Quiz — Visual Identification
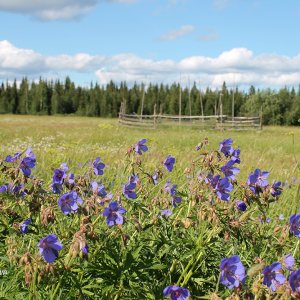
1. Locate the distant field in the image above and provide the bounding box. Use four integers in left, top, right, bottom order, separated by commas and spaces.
0, 115, 299, 181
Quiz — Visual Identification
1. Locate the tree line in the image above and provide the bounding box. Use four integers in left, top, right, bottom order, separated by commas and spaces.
0, 77, 299, 125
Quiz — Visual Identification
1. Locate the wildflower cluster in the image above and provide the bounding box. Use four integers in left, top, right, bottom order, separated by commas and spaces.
0, 136, 298, 300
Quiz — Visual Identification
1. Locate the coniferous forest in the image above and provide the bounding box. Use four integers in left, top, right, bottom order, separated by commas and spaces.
0, 76, 299, 126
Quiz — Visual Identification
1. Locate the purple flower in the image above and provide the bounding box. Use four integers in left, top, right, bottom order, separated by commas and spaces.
290, 214, 300, 237
19, 148, 36, 177
102, 201, 126, 227
58, 191, 83, 214
219, 138, 234, 157
164, 155, 175, 172
161, 209, 172, 218
165, 181, 177, 196
92, 157, 105, 175
51, 183, 63, 194
205, 173, 220, 188
270, 181, 282, 197
236, 201, 247, 212
215, 177, 233, 201
52, 169, 66, 184
247, 169, 269, 194
230, 147, 241, 164
283, 254, 295, 271
51, 163, 68, 193
19, 157, 36, 177
81, 243, 89, 255
135, 139, 148, 155
152, 171, 159, 185
20, 218, 31, 234
220, 255, 246, 289
221, 160, 240, 180
67, 172, 75, 184
129, 174, 139, 184
123, 182, 137, 200
171, 196, 182, 207
37, 234, 63, 263
92, 181, 107, 198
163, 285, 190, 300
5, 151, 22, 162
0, 184, 9, 193
263, 262, 286, 291
279, 214, 284, 220
10, 183, 26, 197
289, 268, 300, 292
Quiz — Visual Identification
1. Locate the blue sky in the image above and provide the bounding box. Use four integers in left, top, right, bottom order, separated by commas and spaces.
0, 0, 300, 89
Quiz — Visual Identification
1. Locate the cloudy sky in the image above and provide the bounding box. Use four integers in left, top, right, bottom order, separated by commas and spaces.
0, 0, 300, 89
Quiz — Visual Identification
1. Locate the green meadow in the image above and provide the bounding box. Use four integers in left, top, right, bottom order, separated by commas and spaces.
0, 114, 299, 180
1, 115, 300, 299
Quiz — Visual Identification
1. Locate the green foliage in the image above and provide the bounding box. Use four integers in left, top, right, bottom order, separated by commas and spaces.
0, 78, 299, 126
0, 116, 299, 298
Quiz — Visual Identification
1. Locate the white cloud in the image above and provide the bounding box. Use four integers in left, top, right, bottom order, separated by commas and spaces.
1, 40, 300, 89
0, 40, 46, 72
0, 0, 136, 20
159, 25, 195, 41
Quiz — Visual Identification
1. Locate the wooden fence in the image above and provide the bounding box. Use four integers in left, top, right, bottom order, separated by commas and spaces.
118, 113, 262, 130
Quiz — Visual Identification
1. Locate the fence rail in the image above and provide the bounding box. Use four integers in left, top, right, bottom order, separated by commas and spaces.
118, 113, 262, 130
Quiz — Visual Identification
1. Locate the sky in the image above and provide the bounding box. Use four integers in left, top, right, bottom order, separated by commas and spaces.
0, 0, 300, 90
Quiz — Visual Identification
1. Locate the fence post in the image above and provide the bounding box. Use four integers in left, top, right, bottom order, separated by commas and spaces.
153, 104, 157, 129
259, 106, 263, 130
219, 93, 223, 131
118, 102, 124, 124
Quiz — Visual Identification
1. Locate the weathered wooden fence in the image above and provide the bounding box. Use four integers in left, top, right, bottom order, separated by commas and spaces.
118, 113, 262, 130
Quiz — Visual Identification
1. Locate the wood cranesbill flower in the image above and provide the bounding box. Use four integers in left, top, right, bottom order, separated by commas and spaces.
290, 213, 300, 237
58, 191, 83, 214
92, 157, 105, 175
171, 196, 182, 207
19, 147, 36, 177
163, 285, 190, 300
219, 138, 234, 157
282, 254, 295, 271
152, 171, 159, 185
247, 168, 269, 194
37, 234, 63, 263
20, 218, 31, 234
102, 201, 126, 227
215, 177, 233, 201
91, 181, 107, 198
160, 209, 172, 218
236, 201, 247, 212
164, 155, 175, 172
164, 181, 177, 196
123, 176, 137, 200
289, 268, 300, 292
270, 180, 282, 197
51, 163, 68, 194
263, 262, 286, 291
220, 255, 246, 289
134, 139, 148, 155
230, 147, 241, 164
5, 151, 22, 162
0, 184, 8, 193
221, 160, 240, 180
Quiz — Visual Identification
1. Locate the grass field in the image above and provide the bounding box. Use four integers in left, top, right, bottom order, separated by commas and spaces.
0, 115, 300, 299
0, 115, 299, 179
